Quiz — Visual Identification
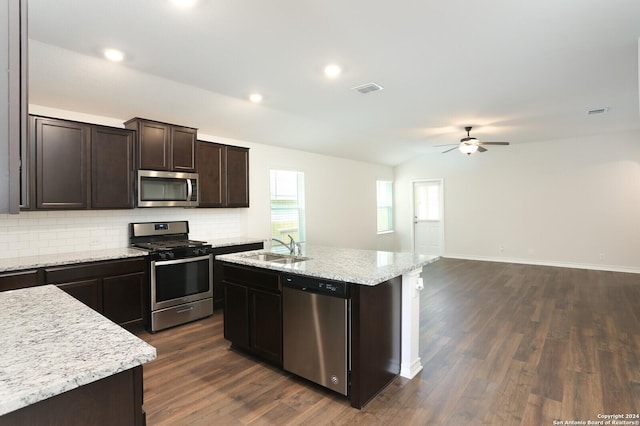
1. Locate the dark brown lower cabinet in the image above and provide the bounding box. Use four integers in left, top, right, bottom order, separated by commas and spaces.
212, 242, 264, 308
223, 282, 250, 348
223, 264, 282, 366
56, 278, 102, 312
250, 288, 282, 363
221, 262, 401, 409
46, 258, 148, 330
0, 366, 145, 426
103, 272, 146, 328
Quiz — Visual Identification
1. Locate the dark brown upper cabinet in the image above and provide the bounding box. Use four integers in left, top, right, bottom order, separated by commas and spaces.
91, 126, 135, 209
25, 115, 135, 210
226, 146, 250, 207
197, 141, 249, 208
124, 118, 197, 172
32, 116, 91, 209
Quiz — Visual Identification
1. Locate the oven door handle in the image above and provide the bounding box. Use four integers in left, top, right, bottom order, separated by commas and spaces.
153, 254, 212, 267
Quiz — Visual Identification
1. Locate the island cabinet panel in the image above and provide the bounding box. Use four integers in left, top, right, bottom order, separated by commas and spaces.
91, 126, 135, 209
0, 365, 145, 426
222, 263, 282, 366
349, 276, 402, 409
0, 269, 43, 292
45, 258, 148, 329
197, 141, 250, 208
223, 282, 250, 348
250, 288, 282, 364
212, 242, 264, 307
125, 118, 197, 172
33, 116, 91, 209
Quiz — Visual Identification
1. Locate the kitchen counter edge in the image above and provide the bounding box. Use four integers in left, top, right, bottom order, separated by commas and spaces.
216, 244, 440, 286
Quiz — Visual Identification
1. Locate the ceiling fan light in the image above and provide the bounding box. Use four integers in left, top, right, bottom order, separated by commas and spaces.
459, 143, 478, 155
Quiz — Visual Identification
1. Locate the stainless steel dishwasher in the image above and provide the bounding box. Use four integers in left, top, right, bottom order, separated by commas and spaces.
282, 274, 349, 396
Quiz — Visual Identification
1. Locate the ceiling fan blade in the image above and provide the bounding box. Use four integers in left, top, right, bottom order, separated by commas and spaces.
441, 146, 459, 153
434, 143, 458, 147
477, 146, 488, 152
478, 142, 510, 145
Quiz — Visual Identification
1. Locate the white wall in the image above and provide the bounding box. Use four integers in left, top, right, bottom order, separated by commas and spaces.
233, 141, 393, 250
394, 130, 640, 272
0, 106, 393, 258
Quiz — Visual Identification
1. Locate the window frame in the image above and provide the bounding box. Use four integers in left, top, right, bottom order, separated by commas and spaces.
376, 179, 394, 234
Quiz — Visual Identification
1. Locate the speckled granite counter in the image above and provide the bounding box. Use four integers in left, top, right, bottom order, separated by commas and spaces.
216, 244, 439, 285
0, 248, 147, 273
0, 285, 156, 416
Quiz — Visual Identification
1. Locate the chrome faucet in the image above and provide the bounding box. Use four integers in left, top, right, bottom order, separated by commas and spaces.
272, 234, 301, 256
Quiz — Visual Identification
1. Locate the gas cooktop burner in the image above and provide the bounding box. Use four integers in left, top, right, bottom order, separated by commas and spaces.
133, 239, 208, 251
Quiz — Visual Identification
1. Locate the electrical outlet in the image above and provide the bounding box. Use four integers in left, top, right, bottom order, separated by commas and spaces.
499, 245, 504, 254
599, 253, 605, 261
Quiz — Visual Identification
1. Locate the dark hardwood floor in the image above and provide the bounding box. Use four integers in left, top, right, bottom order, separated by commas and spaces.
136, 258, 640, 425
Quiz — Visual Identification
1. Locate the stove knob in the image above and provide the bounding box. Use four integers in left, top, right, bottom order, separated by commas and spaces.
167, 252, 175, 259
158, 252, 167, 260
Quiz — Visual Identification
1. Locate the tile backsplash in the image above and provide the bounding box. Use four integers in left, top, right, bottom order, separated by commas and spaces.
0, 208, 248, 259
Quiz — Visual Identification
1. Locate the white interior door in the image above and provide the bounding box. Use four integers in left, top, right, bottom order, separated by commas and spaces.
413, 179, 444, 256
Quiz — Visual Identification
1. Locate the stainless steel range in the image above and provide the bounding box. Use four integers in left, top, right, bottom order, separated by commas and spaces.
130, 221, 213, 332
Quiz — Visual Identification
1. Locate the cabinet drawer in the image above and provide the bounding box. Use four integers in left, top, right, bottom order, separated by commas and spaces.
46, 258, 146, 283
0, 270, 42, 291
221, 264, 280, 292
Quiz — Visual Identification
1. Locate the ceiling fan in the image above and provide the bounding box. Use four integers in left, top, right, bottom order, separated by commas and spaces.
438, 127, 510, 155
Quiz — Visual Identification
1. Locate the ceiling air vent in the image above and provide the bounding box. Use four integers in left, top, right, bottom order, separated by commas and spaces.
587, 107, 609, 115
351, 82, 384, 94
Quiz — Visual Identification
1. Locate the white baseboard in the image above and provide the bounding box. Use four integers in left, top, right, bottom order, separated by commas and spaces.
443, 254, 640, 274
400, 358, 423, 379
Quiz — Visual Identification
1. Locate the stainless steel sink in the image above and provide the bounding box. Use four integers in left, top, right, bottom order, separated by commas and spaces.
244, 253, 310, 264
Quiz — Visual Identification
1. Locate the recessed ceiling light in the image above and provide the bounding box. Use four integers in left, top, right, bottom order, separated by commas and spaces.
324, 64, 342, 78
171, 0, 197, 8
249, 93, 263, 103
103, 48, 124, 62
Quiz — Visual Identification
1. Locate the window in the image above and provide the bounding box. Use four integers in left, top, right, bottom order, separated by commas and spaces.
270, 170, 306, 242
415, 181, 441, 221
376, 180, 393, 233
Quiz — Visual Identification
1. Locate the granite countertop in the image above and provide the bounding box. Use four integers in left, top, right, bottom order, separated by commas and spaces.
0, 285, 157, 416
0, 248, 147, 273
0, 239, 265, 273
216, 244, 439, 286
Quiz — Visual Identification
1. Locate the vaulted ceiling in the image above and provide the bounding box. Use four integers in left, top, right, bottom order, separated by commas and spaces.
28, 0, 640, 166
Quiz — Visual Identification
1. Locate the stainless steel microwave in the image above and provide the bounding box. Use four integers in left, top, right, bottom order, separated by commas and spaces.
137, 170, 199, 207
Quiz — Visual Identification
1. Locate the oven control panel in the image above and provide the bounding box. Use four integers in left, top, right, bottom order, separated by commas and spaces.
151, 246, 213, 261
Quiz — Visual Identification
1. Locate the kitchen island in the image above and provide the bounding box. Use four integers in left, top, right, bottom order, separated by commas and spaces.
217, 244, 438, 408
0, 285, 156, 425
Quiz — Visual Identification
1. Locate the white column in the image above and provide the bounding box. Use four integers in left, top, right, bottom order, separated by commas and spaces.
400, 267, 424, 379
